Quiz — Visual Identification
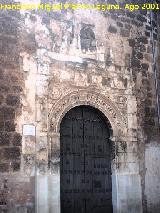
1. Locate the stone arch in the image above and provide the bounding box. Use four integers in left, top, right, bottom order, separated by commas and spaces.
49, 90, 127, 137
47, 90, 128, 213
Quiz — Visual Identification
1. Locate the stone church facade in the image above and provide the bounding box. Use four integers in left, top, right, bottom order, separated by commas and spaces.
0, 0, 160, 212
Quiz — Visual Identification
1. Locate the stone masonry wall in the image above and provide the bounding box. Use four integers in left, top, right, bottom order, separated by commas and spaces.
0, 1, 35, 213
144, 11, 160, 213
0, 0, 160, 212
0, 2, 21, 176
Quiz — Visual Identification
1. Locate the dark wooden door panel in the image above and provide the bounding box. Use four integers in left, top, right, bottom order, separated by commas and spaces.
60, 106, 113, 213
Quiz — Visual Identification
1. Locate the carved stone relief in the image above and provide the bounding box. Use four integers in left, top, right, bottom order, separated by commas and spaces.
48, 89, 127, 136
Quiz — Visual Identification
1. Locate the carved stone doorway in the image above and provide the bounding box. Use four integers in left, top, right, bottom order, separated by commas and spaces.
60, 105, 113, 213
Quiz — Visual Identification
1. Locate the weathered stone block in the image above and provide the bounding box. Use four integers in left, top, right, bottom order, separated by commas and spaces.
120, 28, 130, 37
146, 25, 152, 31
5, 121, 15, 132
141, 63, 149, 70
23, 154, 35, 175
121, 17, 130, 23
142, 70, 147, 77
145, 31, 150, 37
0, 163, 9, 173
126, 11, 135, 19
117, 22, 123, 27
3, 107, 15, 121
139, 44, 146, 52
0, 94, 4, 105
153, 33, 157, 40
12, 133, 22, 147
125, 24, 131, 30
2, 147, 20, 160
128, 39, 135, 47
131, 58, 141, 68
108, 25, 117, 34
137, 14, 147, 23
0, 85, 9, 93
12, 86, 23, 93
102, 77, 111, 86
12, 162, 20, 172
0, 122, 4, 131
136, 52, 143, 60
147, 46, 152, 53
0, 132, 10, 146
2, 18, 17, 36
131, 19, 143, 27
6, 95, 20, 107
137, 36, 148, 44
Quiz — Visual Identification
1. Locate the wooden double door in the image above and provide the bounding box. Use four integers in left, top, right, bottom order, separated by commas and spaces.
60, 106, 113, 213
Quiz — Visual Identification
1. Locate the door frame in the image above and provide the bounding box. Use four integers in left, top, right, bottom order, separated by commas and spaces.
60, 105, 113, 213
47, 90, 127, 213
36, 90, 142, 213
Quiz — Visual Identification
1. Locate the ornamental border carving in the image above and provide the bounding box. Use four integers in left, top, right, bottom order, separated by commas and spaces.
49, 89, 127, 136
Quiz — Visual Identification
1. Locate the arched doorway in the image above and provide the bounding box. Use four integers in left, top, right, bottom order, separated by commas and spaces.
60, 105, 113, 213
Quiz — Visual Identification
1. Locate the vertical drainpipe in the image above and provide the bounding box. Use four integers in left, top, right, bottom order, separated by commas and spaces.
150, 2, 160, 126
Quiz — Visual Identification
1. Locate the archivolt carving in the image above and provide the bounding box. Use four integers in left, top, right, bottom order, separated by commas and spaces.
49, 90, 127, 135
